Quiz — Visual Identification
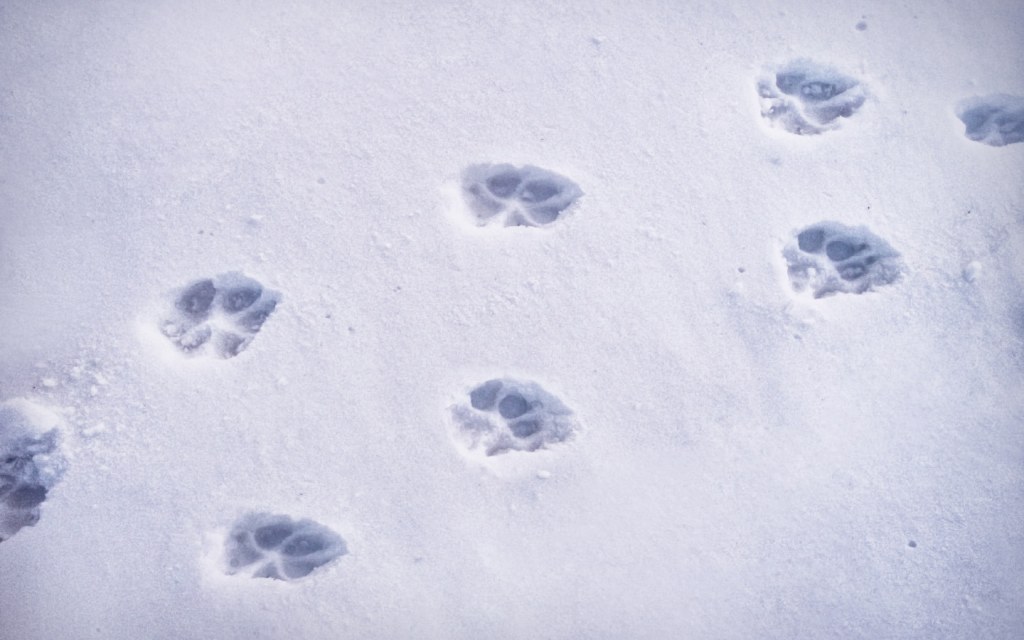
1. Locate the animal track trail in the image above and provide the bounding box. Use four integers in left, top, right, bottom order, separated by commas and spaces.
160, 272, 280, 359
757, 59, 866, 135
461, 163, 582, 228
450, 378, 577, 457
783, 222, 902, 298
956, 95, 1024, 147
0, 399, 67, 542
222, 512, 347, 581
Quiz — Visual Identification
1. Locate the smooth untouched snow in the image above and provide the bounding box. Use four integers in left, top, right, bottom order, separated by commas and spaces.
1, 1, 1023, 639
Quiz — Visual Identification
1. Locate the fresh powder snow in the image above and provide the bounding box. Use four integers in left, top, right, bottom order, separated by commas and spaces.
1, 1, 1023, 638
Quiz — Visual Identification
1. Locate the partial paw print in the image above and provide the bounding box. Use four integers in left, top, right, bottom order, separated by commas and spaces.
161, 272, 280, 359
757, 59, 866, 135
956, 95, 1024, 147
0, 399, 66, 542
223, 512, 347, 581
783, 222, 902, 298
461, 163, 582, 228
449, 378, 577, 457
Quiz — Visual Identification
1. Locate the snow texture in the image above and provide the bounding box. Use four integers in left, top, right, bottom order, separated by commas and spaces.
1, 1, 1023, 639
757, 59, 867, 135
956, 94, 1024, 147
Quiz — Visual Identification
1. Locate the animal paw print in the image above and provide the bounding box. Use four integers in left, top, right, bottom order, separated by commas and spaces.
450, 378, 577, 456
161, 272, 280, 359
955, 94, 1024, 147
223, 512, 347, 581
783, 222, 902, 298
757, 59, 866, 135
0, 399, 66, 542
461, 163, 582, 228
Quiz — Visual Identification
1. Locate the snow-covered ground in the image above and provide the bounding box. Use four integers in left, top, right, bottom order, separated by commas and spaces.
2, 1, 1023, 638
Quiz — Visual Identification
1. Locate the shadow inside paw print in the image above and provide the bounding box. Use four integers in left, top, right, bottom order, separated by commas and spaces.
0, 399, 66, 543
461, 163, 582, 228
956, 94, 1024, 147
224, 512, 347, 581
451, 378, 577, 457
783, 221, 902, 298
161, 272, 280, 359
757, 60, 866, 135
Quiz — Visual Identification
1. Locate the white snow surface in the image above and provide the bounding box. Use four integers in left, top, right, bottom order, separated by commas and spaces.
2, 1, 1024, 638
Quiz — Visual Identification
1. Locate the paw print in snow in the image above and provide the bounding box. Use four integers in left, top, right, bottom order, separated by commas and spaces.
956, 95, 1024, 147
757, 59, 866, 135
461, 163, 582, 227
223, 512, 347, 581
450, 378, 577, 456
161, 272, 280, 359
783, 222, 902, 298
0, 399, 66, 542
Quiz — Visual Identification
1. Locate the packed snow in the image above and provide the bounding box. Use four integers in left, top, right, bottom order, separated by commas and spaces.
2, 1, 1023, 638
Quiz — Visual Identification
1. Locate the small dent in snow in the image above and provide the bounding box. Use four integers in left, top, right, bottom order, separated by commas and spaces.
962, 261, 982, 283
